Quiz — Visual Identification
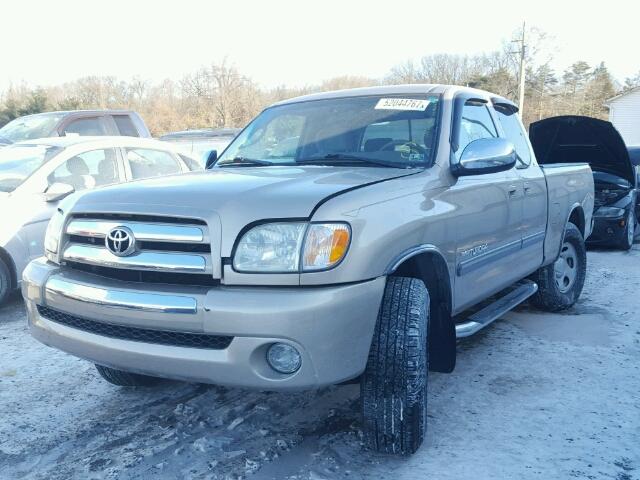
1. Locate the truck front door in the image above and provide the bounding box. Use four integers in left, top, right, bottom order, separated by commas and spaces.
448, 99, 524, 312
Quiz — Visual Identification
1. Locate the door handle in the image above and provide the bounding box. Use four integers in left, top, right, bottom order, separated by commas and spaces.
508, 185, 518, 196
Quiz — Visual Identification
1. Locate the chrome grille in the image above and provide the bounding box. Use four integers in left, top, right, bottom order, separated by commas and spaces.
62, 215, 214, 280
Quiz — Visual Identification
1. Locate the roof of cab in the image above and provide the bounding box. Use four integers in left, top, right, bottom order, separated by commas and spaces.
15, 109, 137, 119
12, 136, 173, 149
270, 84, 510, 107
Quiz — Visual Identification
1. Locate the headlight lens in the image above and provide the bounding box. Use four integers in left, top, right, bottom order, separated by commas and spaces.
234, 222, 307, 272
595, 206, 625, 218
44, 209, 65, 262
233, 222, 351, 273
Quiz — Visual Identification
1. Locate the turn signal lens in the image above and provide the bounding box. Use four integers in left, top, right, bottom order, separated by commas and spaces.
303, 223, 351, 271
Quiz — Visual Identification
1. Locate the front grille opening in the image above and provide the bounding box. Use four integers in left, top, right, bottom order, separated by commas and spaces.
71, 213, 207, 225
68, 235, 211, 253
65, 262, 219, 287
37, 305, 233, 350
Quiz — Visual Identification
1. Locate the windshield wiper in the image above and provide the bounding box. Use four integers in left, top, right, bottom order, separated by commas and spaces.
217, 156, 275, 167
296, 153, 410, 169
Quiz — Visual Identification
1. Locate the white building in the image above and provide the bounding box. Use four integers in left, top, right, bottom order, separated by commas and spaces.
606, 87, 640, 146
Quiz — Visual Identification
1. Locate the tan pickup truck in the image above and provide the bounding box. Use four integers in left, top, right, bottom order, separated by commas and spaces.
22, 85, 594, 455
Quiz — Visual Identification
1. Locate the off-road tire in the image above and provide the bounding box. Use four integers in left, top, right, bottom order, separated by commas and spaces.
0, 258, 11, 306
530, 223, 586, 312
361, 276, 429, 455
95, 364, 162, 387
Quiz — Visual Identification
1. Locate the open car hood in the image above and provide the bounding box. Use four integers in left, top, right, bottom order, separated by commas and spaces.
530, 116, 635, 184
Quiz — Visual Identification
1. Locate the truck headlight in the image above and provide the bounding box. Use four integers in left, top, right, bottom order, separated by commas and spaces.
44, 209, 65, 263
594, 206, 625, 218
233, 222, 351, 273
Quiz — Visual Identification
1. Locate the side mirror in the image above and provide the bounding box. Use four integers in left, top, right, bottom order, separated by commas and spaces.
205, 150, 218, 170
45, 183, 75, 202
451, 138, 517, 177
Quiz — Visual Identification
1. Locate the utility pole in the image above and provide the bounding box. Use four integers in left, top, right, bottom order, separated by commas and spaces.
516, 21, 526, 118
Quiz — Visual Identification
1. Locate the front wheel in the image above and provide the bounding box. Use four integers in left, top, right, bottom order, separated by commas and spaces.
361, 276, 429, 455
530, 223, 586, 312
0, 258, 11, 306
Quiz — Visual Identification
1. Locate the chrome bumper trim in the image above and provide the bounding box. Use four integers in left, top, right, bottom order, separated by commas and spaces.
45, 276, 198, 314
62, 244, 208, 273
66, 220, 205, 243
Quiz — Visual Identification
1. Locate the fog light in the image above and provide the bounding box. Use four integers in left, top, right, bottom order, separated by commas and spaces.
267, 343, 302, 374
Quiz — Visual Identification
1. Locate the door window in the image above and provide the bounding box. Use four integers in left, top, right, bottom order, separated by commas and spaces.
126, 148, 182, 180
494, 106, 532, 167
48, 148, 120, 191
63, 117, 109, 136
113, 115, 139, 136
457, 102, 497, 159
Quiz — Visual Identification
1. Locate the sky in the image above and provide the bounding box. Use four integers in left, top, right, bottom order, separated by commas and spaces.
2, 0, 638, 92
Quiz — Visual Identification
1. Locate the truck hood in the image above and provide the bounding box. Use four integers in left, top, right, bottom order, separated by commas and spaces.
72, 165, 415, 221
530, 116, 635, 184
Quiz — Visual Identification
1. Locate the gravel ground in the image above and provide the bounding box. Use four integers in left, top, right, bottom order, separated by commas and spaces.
1, 248, 639, 480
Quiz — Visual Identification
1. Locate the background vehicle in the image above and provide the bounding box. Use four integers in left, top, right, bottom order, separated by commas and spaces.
160, 128, 240, 165
23, 85, 593, 456
0, 136, 199, 303
0, 110, 151, 145
530, 116, 636, 250
628, 146, 640, 226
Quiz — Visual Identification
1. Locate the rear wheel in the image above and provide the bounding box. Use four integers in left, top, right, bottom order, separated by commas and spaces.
0, 259, 11, 306
95, 364, 163, 387
530, 223, 586, 312
361, 276, 429, 455
617, 210, 635, 250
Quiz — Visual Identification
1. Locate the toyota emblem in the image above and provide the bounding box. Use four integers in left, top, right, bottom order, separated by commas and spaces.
105, 226, 136, 257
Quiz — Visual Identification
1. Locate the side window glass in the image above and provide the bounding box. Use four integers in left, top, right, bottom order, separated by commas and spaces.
113, 115, 139, 137
126, 148, 181, 180
63, 117, 109, 136
457, 103, 497, 159
48, 148, 119, 191
495, 107, 532, 168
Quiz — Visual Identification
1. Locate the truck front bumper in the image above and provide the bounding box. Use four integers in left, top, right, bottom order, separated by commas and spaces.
22, 258, 386, 390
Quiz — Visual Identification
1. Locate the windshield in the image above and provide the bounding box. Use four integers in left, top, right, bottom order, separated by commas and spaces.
0, 144, 62, 192
217, 94, 441, 168
0, 113, 65, 143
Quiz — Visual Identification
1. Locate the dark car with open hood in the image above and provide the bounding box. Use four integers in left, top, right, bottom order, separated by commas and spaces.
530, 116, 637, 250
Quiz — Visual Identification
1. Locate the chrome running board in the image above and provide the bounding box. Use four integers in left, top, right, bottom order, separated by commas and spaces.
455, 280, 538, 338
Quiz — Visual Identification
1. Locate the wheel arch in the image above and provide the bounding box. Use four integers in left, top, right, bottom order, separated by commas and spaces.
567, 205, 586, 237
386, 245, 456, 373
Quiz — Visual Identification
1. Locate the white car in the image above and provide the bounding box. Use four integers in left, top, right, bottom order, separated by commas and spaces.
0, 136, 200, 303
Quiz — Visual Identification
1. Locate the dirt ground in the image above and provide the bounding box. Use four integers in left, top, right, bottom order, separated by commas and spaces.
1, 248, 639, 480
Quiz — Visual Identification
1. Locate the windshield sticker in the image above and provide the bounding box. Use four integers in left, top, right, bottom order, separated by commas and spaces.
375, 98, 430, 111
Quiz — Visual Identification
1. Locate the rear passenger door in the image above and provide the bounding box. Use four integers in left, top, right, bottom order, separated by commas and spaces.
124, 147, 184, 181
493, 102, 547, 274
